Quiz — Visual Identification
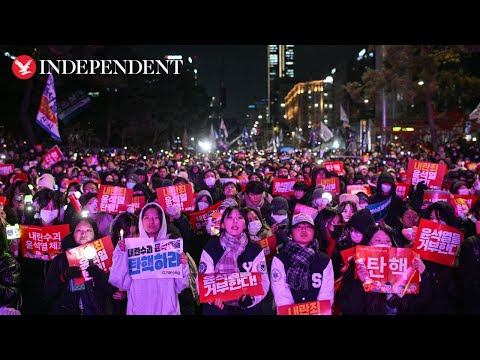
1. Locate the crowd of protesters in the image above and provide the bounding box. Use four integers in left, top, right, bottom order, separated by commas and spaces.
1, 136, 480, 315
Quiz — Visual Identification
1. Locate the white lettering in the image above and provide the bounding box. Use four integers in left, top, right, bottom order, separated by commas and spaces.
312, 273, 322, 288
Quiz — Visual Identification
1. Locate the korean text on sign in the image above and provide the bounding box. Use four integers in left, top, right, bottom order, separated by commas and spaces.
126, 237, 183, 279
98, 185, 133, 214
277, 300, 331, 315
19, 224, 70, 261
414, 219, 463, 267
65, 236, 115, 285
157, 183, 195, 212
355, 246, 420, 295
198, 272, 264, 303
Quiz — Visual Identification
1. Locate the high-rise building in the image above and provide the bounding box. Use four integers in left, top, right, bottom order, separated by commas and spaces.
284, 80, 334, 146
268, 45, 295, 128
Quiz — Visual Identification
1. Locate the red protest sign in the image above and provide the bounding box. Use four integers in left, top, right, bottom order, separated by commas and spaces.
198, 272, 264, 303
156, 183, 195, 212
355, 245, 420, 294
449, 195, 479, 219
97, 185, 133, 214
395, 182, 411, 201
132, 195, 146, 211
19, 224, 70, 261
340, 246, 357, 266
406, 159, 447, 188
85, 155, 99, 167
256, 235, 277, 261
42, 145, 64, 169
188, 201, 222, 233
323, 161, 344, 175
293, 203, 318, 218
0, 164, 14, 176
277, 300, 331, 315
318, 177, 340, 196
272, 178, 296, 196
413, 219, 463, 267
66, 236, 115, 285
347, 184, 372, 196
0, 196, 6, 207
423, 189, 452, 203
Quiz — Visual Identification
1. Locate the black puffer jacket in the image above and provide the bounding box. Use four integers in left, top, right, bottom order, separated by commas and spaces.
369, 172, 406, 228
0, 254, 21, 308
43, 234, 117, 315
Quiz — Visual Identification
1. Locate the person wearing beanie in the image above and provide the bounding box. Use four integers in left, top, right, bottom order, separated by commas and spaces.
267, 196, 291, 251
369, 171, 405, 229
451, 180, 470, 195
36, 173, 56, 191
270, 213, 334, 311
311, 187, 333, 212
126, 173, 140, 189
356, 192, 370, 209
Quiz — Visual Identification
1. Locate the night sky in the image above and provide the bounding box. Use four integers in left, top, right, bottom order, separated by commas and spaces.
133, 45, 364, 119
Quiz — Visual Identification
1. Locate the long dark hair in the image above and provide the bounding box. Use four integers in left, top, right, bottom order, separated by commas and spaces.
314, 208, 341, 252
110, 212, 139, 246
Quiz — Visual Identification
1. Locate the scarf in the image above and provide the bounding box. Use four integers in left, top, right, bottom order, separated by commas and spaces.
284, 239, 319, 291
215, 232, 248, 274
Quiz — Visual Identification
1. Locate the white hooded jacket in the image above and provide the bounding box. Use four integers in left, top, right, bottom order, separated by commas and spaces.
108, 202, 189, 315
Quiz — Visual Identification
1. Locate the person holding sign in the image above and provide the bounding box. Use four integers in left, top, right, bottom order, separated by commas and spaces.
415, 201, 460, 314
108, 203, 190, 315
198, 205, 270, 315
336, 225, 429, 315
44, 218, 117, 315
19, 188, 62, 315
270, 213, 334, 313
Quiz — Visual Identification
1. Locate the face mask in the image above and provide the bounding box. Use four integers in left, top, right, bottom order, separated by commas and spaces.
248, 220, 262, 235
197, 202, 209, 211
458, 188, 470, 195
331, 225, 343, 239
126, 182, 136, 189
381, 183, 392, 193
205, 177, 216, 187
40, 209, 59, 224
271, 214, 288, 224
23, 165, 30, 172
95, 166, 102, 172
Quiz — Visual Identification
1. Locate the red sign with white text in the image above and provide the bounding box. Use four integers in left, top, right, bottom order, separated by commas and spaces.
449, 195, 479, 219
277, 300, 331, 315
42, 145, 64, 169
256, 235, 277, 261
157, 183, 195, 212
355, 245, 420, 294
19, 224, 70, 261
293, 203, 318, 218
97, 185, 133, 214
0, 164, 15, 176
323, 162, 344, 175
347, 184, 372, 196
66, 236, 115, 285
395, 182, 411, 201
413, 219, 463, 267
406, 159, 446, 188
272, 178, 296, 196
188, 201, 222, 233
318, 178, 340, 196
198, 272, 264, 303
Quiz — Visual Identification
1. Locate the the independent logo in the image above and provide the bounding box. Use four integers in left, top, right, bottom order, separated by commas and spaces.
12, 55, 36, 80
